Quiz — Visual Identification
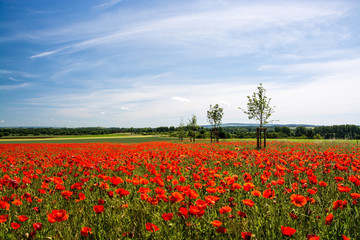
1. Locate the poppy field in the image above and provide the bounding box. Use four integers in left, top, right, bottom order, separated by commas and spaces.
0, 141, 359, 239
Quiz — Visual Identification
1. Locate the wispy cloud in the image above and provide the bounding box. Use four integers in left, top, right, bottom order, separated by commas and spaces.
0, 83, 30, 90
30, 50, 62, 59
220, 100, 231, 106
29, 1, 349, 58
93, 0, 123, 10
171, 97, 191, 102
0, 70, 37, 78
2, 0, 359, 127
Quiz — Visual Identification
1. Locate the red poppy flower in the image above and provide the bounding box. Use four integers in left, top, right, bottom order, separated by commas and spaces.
188, 189, 199, 199
178, 207, 189, 219
342, 235, 350, 240
195, 199, 208, 209
333, 200, 347, 210
241, 232, 252, 240
206, 187, 217, 193
108, 191, 114, 198
33, 222, 42, 231
162, 213, 173, 221
263, 189, 275, 199
75, 192, 86, 203
170, 192, 184, 202
18, 215, 28, 222
238, 211, 247, 218
70, 182, 83, 190
12, 199, 22, 206
115, 188, 130, 198
211, 220, 222, 227
81, 227, 93, 237
307, 188, 317, 195
289, 213, 298, 220
216, 227, 227, 233
219, 206, 232, 214
281, 226, 296, 236
251, 190, 261, 197
319, 181, 328, 187
11, 222, 21, 230
189, 205, 201, 216
110, 176, 124, 186
243, 182, 255, 191
55, 184, 66, 191
99, 182, 109, 190
290, 194, 307, 207
351, 193, 360, 200
307, 234, 320, 240
243, 173, 252, 182
242, 199, 254, 207
61, 190, 73, 200
33, 207, 40, 213
93, 205, 105, 214
205, 196, 220, 205
338, 185, 351, 193
0, 214, 9, 223
325, 213, 333, 225
145, 223, 159, 232
47, 209, 69, 223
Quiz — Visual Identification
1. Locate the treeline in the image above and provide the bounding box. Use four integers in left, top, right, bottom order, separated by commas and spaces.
0, 127, 120, 137
1, 124, 359, 139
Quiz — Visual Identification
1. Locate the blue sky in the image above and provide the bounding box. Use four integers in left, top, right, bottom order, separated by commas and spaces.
1, 0, 359, 128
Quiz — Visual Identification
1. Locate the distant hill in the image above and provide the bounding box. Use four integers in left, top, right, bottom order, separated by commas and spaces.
202, 123, 318, 128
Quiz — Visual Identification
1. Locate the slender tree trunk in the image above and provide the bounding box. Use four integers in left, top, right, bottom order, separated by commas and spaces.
259, 128, 262, 148
264, 128, 267, 148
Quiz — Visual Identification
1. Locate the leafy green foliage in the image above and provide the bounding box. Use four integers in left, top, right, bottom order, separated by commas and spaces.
207, 104, 224, 142
239, 83, 275, 127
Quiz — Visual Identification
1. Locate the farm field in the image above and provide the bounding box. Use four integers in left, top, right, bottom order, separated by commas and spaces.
0, 135, 177, 144
0, 141, 359, 239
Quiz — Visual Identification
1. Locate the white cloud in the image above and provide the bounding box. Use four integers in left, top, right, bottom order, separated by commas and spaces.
9, 77, 21, 82
93, 0, 122, 10
0, 83, 30, 90
3, 1, 359, 127
220, 100, 231, 106
171, 96, 191, 102
0, 69, 38, 78
30, 50, 62, 59
29, 1, 348, 58
22, 70, 360, 127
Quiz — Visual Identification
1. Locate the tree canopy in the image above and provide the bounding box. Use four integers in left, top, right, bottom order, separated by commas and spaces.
207, 104, 224, 142
239, 83, 275, 128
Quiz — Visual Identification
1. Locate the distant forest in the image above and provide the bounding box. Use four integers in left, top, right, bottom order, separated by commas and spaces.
1, 124, 359, 139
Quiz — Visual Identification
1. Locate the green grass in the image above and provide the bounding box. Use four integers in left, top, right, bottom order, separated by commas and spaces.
0, 135, 178, 144
1, 135, 358, 145
223, 138, 360, 144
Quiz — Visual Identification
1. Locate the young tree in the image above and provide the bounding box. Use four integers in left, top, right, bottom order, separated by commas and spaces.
207, 104, 224, 143
239, 83, 275, 148
177, 119, 186, 142
187, 115, 199, 142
